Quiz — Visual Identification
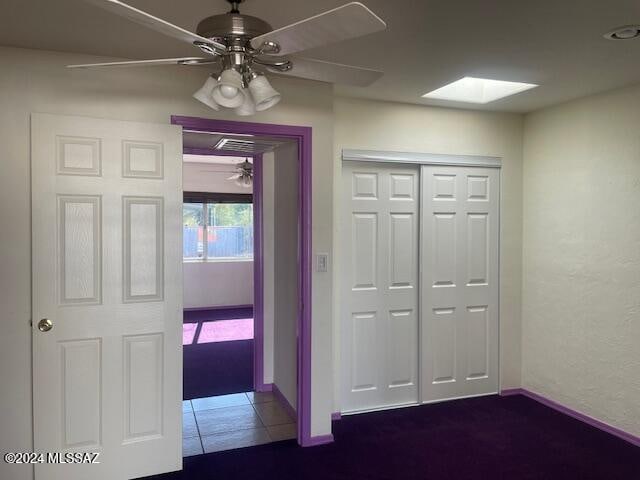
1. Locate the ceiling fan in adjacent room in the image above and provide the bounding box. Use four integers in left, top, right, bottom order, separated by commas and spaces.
68, 0, 387, 115
226, 159, 254, 188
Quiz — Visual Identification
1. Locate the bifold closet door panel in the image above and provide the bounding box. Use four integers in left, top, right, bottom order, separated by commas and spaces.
420, 165, 500, 402
340, 161, 419, 413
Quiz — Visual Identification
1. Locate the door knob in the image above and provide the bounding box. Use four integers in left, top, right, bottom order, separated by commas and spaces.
37, 318, 53, 332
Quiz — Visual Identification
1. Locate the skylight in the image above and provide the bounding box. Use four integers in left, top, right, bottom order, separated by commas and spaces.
422, 77, 538, 104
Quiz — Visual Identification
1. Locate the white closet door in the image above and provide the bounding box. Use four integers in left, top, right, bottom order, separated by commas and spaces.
341, 161, 419, 413
32, 113, 183, 480
420, 165, 499, 402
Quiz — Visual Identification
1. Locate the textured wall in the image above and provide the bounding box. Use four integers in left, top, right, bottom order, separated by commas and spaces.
332, 97, 525, 412
522, 83, 640, 437
273, 142, 299, 409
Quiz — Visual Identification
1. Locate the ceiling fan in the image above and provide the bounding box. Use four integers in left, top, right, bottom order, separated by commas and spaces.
226, 158, 254, 188
68, 0, 387, 115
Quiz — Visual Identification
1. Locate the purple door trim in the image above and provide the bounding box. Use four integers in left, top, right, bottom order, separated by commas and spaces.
500, 388, 640, 447
171, 115, 318, 447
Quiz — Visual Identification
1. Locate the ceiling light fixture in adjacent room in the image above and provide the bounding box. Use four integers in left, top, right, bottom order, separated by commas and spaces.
603, 25, 640, 40
422, 77, 538, 104
227, 159, 254, 188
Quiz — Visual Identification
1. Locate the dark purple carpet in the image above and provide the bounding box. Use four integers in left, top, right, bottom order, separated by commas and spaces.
183, 307, 253, 400
144, 394, 640, 480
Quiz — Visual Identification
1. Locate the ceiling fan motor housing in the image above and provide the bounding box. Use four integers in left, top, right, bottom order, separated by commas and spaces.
196, 13, 272, 44
196, 8, 283, 78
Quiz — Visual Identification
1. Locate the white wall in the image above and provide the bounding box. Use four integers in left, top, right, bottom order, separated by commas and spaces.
0, 45, 334, 480
0, 45, 534, 480
272, 142, 299, 409
183, 261, 253, 309
332, 97, 525, 412
262, 152, 275, 384
182, 161, 253, 309
522, 83, 640, 437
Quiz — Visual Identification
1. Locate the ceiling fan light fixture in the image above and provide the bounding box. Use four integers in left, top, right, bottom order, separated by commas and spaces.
73, 0, 387, 116
235, 93, 257, 116
193, 75, 221, 110
212, 68, 246, 107
235, 175, 253, 188
248, 74, 281, 111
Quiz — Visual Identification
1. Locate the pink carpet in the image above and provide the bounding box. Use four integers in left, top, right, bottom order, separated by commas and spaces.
183, 323, 197, 345
183, 318, 254, 345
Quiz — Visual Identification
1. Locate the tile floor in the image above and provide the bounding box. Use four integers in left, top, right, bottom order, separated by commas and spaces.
183, 391, 297, 456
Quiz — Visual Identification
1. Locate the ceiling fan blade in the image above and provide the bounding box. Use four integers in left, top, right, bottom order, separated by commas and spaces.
67, 57, 215, 69
269, 56, 383, 86
250, 2, 385, 56
227, 174, 242, 180
81, 0, 226, 54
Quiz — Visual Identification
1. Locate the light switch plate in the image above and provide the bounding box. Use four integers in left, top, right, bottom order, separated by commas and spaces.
316, 253, 329, 272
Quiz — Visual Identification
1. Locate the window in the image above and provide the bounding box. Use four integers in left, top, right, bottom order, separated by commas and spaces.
183, 193, 253, 261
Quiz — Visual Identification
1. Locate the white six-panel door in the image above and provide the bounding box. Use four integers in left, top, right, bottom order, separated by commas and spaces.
420, 165, 499, 402
341, 161, 420, 412
31, 114, 183, 480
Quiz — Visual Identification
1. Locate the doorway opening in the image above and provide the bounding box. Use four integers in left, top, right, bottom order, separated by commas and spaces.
182, 190, 255, 402
173, 116, 313, 455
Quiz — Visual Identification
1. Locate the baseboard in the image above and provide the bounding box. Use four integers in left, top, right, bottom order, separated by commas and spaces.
272, 383, 297, 421
255, 382, 273, 393
184, 304, 253, 312
341, 401, 421, 416
265, 383, 335, 447
500, 388, 640, 448
303, 434, 334, 447
499, 388, 525, 397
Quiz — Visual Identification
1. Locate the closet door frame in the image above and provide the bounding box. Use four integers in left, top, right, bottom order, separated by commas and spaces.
341, 149, 502, 408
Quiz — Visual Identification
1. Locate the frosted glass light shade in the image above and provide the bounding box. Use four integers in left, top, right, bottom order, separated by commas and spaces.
212, 69, 245, 108
193, 76, 220, 110
248, 75, 281, 111
235, 175, 252, 188
235, 94, 256, 116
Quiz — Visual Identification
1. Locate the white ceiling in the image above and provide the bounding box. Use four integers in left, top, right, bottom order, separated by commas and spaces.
2, 0, 640, 112
183, 154, 248, 165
